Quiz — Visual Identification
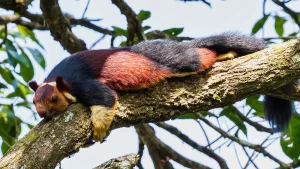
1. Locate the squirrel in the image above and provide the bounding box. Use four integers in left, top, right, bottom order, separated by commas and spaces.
28, 32, 292, 142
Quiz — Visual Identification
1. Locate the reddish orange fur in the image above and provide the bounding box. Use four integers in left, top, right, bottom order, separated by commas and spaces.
196, 48, 217, 71
33, 83, 70, 118
99, 51, 172, 90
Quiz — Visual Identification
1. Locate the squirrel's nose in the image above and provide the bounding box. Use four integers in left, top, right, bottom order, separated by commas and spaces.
37, 110, 46, 118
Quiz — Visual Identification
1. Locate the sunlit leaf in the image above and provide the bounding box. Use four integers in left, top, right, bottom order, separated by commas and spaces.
16, 101, 32, 109
137, 10, 151, 23
0, 67, 15, 84
0, 105, 20, 154
19, 52, 34, 82
112, 26, 127, 37
252, 14, 270, 35
163, 28, 184, 36
26, 47, 46, 69
5, 39, 18, 67
246, 95, 264, 118
7, 49, 30, 68
17, 25, 44, 49
274, 16, 286, 37
7, 81, 32, 99
280, 113, 300, 161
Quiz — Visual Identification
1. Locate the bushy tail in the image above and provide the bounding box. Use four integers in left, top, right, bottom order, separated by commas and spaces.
189, 32, 267, 56
191, 32, 294, 131
264, 96, 293, 131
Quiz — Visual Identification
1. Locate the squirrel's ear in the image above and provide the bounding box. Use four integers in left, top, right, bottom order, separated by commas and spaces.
28, 81, 39, 92
56, 76, 70, 92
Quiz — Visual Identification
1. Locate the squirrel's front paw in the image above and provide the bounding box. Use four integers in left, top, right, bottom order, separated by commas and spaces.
90, 105, 116, 142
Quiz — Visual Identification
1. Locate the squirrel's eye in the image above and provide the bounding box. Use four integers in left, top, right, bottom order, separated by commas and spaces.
51, 96, 58, 103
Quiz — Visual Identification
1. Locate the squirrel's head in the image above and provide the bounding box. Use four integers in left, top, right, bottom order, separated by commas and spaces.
29, 76, 76, 119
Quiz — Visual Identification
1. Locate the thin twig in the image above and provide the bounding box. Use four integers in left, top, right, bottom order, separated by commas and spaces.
81, 0, 91, 18
195, 120, 211, 148
155, 122, 228, 169
230, 105, 275, 134
196, 113, 288, 168
242, 146, 259, 169
232, 142, 243, 168
90, 34, 106, 49
205, 125, 236, 148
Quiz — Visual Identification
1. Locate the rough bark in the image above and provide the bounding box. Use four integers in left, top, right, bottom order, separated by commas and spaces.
93, 153, 139, 169
0, 39, 300, 169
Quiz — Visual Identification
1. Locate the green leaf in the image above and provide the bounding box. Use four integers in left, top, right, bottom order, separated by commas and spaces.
0, 105, 20, 154
0, 67, 15, 84
0, 82, 7, 89
1, 140, 12, 154
5, 40, 18, 67
220, 106, 247, 135
288, 32, 298, 37
119, 41, 127, 47
178, 113, 197, 119
19, 52, 34, 82
178, 111, 209, 119
17, 25, 44, 49
137, 10, 151, 23
7, 81, 32, 99
16, 101, 32, 109
163, 28, 184, 36
252, 14, 270, 35
26, 47, 46, 69
280, 113, 300, 161
143, 26, 151, 32
7, 49, 30, 68
26, 123, 34, 129
246, 95, 264, 118
112, 26, 127, 37
274, 16, 286, 37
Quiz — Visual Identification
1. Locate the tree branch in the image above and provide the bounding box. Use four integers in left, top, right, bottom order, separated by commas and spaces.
40, 0, 87, 53
0, 39, 300, 168
111, 0, 144, 45
196, 114, 288, 168
136, 124, 210, 169
155, 122, 229, 169
135, 124, 175, 169
229, 105, 275, 134
272, 0, 300, 29
93, 153, 139, 169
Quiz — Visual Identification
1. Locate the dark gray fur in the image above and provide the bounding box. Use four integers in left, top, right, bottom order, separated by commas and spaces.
130, 32, 267, 73
190, 32, 267, 55
131, 39, 200, 72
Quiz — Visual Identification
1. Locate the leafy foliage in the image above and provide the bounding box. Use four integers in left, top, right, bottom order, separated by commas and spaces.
280, 113, 300, 161
220, 106, 247, 136
274, 16, 287, 37
162, 28, 184, 36
0, 25, 45, 154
